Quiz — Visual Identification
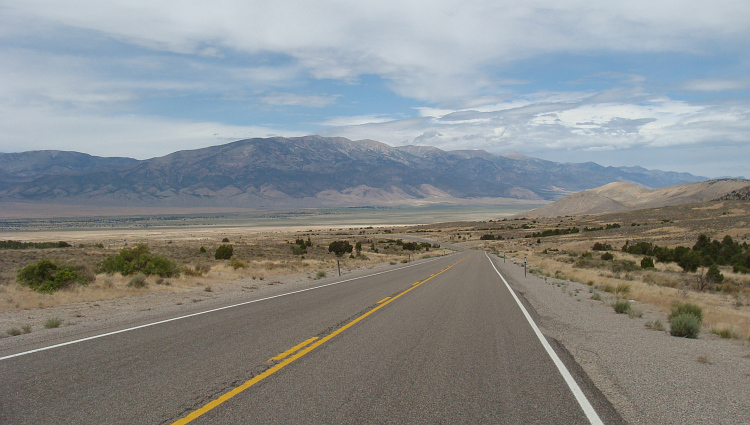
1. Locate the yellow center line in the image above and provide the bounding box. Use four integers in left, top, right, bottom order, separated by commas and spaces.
171, 255, 469, 425
268, 337, 319, 362
376, 297, 391, 304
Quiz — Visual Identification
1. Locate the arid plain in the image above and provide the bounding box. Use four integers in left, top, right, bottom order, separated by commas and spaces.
2, 200, 750, 424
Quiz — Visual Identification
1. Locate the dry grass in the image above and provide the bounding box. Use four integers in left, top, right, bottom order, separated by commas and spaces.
407, 199, 750, 341
522, 249, 750, 339
0, 226, 443, 312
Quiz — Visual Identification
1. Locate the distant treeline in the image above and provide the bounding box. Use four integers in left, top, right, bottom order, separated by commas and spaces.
0, 240, 71, 249
531, 227, 580, 238
622, 235, 750, 273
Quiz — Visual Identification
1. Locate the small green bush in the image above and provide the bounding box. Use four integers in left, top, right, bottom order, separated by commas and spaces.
315, 271, 326, 279
601, 252, 614, 261
706, 264, 724, 283
613, 299, 631, 314
199, 246, 207, 253
6, 328, 22, 336
100, 244, 179, 277
641, 257, 655, 269
669, 302, 703, 322
44, 317, 62, 329
669, 313, 701, 338
591, 292, 601, 301
17, 259, 91, 293
222, 238, 230, 243
214, 244, 233, 260
615, 283, 631, 297
711, 327, 734, 339
290, 245, 307, 256
645, 320, 664, 331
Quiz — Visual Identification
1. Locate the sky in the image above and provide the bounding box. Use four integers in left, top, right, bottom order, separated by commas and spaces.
1, 0, 749, 178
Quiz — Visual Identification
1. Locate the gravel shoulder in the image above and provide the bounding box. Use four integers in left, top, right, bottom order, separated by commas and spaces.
498, 254, 750, 424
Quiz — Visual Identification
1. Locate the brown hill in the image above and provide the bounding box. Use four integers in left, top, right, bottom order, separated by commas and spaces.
522, 179, 750, 218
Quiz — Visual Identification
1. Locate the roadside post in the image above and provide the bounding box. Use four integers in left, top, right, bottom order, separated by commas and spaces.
337, 259, 341, 276
524, 257, 527, 277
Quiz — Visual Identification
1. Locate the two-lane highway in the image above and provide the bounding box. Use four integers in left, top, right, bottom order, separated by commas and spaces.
0, 251, 619, 424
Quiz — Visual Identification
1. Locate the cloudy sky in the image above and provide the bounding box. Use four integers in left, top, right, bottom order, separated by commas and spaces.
1, 0, 749, 178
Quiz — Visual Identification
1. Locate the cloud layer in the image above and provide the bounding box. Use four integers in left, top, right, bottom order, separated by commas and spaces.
1, 1, 748, 177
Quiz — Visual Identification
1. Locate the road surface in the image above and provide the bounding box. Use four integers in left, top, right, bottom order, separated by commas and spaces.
0, 251, 622, 424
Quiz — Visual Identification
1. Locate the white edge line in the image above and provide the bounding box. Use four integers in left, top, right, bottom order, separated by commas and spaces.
1, 254, 452, 361
484, 252, 604, 425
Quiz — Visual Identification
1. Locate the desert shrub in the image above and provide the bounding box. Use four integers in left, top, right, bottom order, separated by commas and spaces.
290, 245, 307, 256
215, 244, 233, 260
711, 327, 734, 339
645, 320, 665, 331
615, 283, 631, 296
0, 240, 72, 249
6, 328, 22, 336
641, 257, 655, 269
127, 273, 148, 288
591, 292, 601, 301
184, 263, 211, 276
199, 246, 207, 253
229, 257, 247, 269
17, 259, 91, 293
222, 238, 230, 243
611, 260, 639, 273
592, 242, 613, 251
669, 313, 701, 338
601, 252, 614, 261
315, 271, 326, 279
532, 227, 579, 238
100, 244, 180, 277
705, 264, 724, 283
613, 299, 631, 314
669, 302, 703, 322
328, 240, 353, 257
44, 317, 62, 329
402, 242, 422, 251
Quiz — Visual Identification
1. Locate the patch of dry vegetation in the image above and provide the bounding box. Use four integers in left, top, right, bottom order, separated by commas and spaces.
410, 199, 750, 342
0, 227, 444, 313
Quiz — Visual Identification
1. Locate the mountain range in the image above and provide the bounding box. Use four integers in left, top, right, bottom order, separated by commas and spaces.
0, 136, 709, 209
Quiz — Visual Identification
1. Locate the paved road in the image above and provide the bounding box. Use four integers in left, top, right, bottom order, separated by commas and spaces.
0, 251, 622, 424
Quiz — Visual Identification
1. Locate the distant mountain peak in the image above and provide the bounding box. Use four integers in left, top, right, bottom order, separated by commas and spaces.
502, 152, 533, 160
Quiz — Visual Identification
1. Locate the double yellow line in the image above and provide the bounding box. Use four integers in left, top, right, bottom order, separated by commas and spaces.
172, 256, 467, 424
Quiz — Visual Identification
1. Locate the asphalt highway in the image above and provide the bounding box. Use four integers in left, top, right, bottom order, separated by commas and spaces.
0, 251, 622, 424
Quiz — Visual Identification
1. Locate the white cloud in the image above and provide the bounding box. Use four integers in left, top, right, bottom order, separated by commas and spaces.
683, 78, 750, 92
321, 92, 750, 172
260, 92, 338, 107
317, 115, 398, 127
6, 0, 750, 103
0, 102, 302, 159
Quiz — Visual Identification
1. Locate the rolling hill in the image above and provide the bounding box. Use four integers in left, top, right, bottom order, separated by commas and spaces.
521, 179, 750, 218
